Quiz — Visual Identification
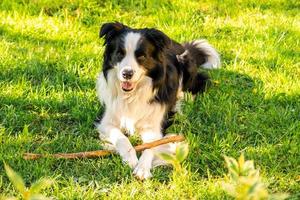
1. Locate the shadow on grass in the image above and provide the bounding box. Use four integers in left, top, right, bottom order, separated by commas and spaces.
0, 22, 102, 133
174, 69, 299, 184
0, 94, 99, 134
0, 59, 95, 91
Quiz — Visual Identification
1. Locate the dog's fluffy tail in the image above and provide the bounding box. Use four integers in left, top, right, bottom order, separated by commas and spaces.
183, 39, 221, 69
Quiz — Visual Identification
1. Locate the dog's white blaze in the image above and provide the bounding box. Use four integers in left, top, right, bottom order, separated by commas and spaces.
117, 32, 144, 82
124, 32, 141, 52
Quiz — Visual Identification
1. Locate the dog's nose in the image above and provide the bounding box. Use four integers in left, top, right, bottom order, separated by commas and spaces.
122, 69, 134, 80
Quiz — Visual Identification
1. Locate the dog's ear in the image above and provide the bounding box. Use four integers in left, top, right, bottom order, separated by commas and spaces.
99, 22, 126, 44
144, 28, 171, 51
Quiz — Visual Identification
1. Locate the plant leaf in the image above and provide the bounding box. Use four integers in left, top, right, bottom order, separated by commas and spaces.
0, 196, 17, 200
242, 160, 255, 175
22, 125, 29, 135
175, 142, 189, 162
157, 153, 176, 164
4, 163, 26, 194
238, 154, 245, 169
224, 156, 240, 181
29, 194, 50, 200
224, 156, 239, 174
269, 193, 290, 200
221, 182, 236, 197
29, 178, 54, 194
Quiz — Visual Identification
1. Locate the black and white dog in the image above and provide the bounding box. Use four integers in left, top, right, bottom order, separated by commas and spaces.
96, 22, 220, 179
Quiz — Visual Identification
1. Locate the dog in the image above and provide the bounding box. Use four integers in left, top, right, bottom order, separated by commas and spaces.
96, 22, 220, 179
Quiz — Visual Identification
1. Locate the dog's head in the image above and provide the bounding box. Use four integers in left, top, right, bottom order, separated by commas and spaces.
100, 22, 171, 93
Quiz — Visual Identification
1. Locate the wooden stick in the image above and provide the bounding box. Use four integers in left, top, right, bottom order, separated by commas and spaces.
23, 135, 185, 160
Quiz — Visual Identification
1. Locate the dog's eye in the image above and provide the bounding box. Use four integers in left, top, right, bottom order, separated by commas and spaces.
137, 55, 146, 62
116, 49, 125, 59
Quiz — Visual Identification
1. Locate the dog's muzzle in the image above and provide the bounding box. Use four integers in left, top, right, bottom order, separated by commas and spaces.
121, 81, 134, 92
120, 68, 135, 92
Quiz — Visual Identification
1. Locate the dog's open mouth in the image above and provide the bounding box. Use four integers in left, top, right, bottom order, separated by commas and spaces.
121, 81, 135, 92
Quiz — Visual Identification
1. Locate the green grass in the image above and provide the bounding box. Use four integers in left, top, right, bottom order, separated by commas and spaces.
0, 0, 299, 199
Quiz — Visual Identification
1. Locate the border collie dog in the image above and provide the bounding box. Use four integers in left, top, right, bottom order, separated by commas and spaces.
96, 22, 220, 179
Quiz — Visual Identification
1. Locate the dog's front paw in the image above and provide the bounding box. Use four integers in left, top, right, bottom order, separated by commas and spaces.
133, 162, 152, 180
116, 138, 138, 169
120, 148, 138, 169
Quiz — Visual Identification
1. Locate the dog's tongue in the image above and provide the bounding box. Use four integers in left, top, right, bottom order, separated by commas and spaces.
121, 81, 133, 91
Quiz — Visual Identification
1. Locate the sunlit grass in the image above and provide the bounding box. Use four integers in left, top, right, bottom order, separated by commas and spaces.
0, 0, 299, 199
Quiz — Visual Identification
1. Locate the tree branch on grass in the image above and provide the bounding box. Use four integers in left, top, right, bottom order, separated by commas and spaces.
23, 135, 185, 160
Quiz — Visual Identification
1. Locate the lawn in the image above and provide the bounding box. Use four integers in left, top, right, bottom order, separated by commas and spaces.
0, 0, 299, 199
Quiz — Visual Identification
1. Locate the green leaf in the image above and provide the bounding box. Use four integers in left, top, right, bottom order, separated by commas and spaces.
29, 194, 50, 200
269, 193, 290, 200
0, 196, 17, 200
175, 142, 189, 163
238, 154, 245, 169
247, 181, 260, 195
157, 153, 176, 164
242, 160, 255, 175
221, 182, 236, 197
22, 125, 29, 135
228, 169, 239, 181
29, 178, 54, 194
224, 156, 239, 174
4, 163, 26, 194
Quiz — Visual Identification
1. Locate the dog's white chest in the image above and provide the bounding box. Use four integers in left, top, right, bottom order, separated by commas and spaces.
114, 96, 151, 135
116, 98, 142, 135
97, 72, 166, 135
